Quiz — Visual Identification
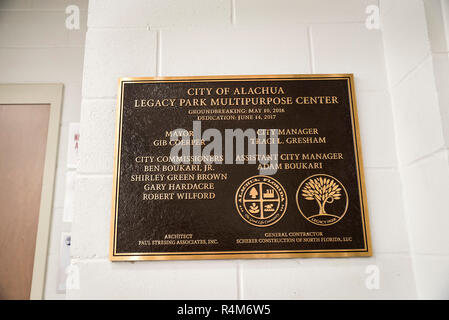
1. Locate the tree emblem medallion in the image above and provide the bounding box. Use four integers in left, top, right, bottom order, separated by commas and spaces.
296, 174, 348, 226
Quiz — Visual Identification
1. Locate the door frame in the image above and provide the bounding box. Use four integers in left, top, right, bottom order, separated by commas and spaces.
0, 84, 63, 300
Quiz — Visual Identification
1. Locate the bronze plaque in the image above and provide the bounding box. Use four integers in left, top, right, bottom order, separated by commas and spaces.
110, 74, 371, 261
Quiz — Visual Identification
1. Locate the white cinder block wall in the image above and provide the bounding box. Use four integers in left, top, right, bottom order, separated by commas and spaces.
68, 0, 448, 299
381, 0, 449, 299
0, 0, 88, 299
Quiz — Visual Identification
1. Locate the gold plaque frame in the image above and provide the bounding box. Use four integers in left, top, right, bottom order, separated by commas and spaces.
110, 74, 372, 261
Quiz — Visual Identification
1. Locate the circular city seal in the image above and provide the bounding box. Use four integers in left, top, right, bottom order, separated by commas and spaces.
235, 175, 287, 227
296, 174, 348, 226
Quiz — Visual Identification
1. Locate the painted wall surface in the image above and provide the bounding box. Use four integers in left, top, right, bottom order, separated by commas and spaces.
67, 0, 425, 299
0, 0, 88, 299
381, 0, 449, 299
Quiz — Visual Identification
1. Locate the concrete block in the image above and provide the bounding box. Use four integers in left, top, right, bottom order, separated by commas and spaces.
381, 0, 431, 86
364, 168, 410, 254
88, 0, 231, 28
82, 29, 157, 98
66, 258, 238, 299
402, 150, 449, 255
78, 99, 116, 174
311, 23, 388, 92
414, 255, 449, 299
391, 57, 444, 165
161, 25, 310, 76
240, 254, 415, 299
235, 0, 378, 25
357, 92, 397, 168
71, 175, 112, 259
